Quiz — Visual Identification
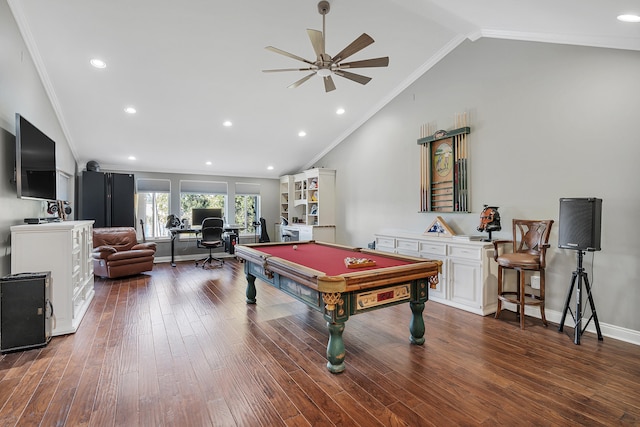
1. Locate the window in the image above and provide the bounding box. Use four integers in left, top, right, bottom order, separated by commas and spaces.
180, 180, 227, 225
136, 179, 170, 239
235, 183, 260, 235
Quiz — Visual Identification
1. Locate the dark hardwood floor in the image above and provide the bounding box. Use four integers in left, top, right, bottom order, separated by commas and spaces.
1, 259, 639, 426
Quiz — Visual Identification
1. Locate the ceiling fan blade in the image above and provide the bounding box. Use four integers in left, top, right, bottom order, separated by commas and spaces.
332, 33, 374, 63
323, 76, 336, 92
333, 70, 372, 85
307, 29, 324, 59
339, 57, 389, 69
265, 46, 315, 66
287, 72, 316, 89
263, 67, 315, 73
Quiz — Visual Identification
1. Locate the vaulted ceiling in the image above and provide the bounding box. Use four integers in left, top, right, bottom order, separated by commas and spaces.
8, 0, 640, 178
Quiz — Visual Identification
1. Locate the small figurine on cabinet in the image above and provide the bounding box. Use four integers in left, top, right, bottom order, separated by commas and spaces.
477, 205, 501, 241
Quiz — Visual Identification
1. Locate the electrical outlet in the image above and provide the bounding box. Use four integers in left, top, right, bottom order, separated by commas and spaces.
530, 275, 540, 290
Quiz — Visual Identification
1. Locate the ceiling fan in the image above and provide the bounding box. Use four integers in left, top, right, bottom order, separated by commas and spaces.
263, 1, 389, 92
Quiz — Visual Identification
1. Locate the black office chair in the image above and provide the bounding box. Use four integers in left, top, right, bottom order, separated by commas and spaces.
195, 217, 224, 269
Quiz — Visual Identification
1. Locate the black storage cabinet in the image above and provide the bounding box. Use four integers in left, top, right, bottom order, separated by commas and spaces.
0, 272, 52, 353
78, 171, 135, 228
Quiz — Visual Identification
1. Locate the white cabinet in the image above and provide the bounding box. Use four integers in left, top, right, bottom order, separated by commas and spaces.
281, 168, 336, 227
279, 175, 293, 223
375, 232, 497, 315
304, 168, 335, 226
291, 172, 307, 222
11, 221, 95, 336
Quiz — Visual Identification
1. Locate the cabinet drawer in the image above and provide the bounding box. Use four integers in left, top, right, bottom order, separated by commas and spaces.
375, 236, 395, 249
396, 239, 419, 252
448, 245, 482, 260
419, 242, 446, 256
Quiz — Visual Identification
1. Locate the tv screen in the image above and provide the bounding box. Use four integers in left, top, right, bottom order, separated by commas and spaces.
15, 114, 57, 201
192, 208, 223, 226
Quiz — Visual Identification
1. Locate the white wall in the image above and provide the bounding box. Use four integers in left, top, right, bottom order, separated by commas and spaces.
316, 38, 640, 336
0, 0, 77, 275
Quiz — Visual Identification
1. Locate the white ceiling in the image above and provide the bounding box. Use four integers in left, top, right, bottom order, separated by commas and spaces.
8, 0, 640, 178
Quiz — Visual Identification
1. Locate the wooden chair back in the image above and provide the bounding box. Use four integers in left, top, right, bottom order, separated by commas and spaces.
510, 219, 554, 268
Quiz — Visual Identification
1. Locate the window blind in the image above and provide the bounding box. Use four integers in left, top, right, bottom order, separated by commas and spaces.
234, 182, 260, 195
137, 178, 170, 193
180, 180, 227, 194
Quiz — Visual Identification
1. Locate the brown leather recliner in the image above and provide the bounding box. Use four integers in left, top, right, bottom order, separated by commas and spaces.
92, 227, 157, 278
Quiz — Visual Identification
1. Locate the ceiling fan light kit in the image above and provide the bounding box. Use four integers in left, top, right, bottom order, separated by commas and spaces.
263, 1, 389, 92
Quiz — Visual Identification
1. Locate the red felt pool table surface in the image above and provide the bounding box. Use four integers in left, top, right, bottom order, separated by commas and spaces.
247, 241, 413, 277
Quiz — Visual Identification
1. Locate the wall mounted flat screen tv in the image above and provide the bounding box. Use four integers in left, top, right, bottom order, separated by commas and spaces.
15, 113, 57, 201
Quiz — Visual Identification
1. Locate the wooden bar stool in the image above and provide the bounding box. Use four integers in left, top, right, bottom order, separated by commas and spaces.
493, 219, 553, 329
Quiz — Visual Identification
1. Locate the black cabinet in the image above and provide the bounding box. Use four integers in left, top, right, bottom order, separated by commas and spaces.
79, 171, 135, 228
0, 272, 52, 353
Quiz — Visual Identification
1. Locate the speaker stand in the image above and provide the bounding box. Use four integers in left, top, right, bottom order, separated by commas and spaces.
558, 250, 603, 344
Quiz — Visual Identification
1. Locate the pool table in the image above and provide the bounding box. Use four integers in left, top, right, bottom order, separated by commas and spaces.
234, 241, 441, 373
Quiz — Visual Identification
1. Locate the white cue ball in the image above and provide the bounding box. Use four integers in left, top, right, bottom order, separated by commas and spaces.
292, 245, 298, 250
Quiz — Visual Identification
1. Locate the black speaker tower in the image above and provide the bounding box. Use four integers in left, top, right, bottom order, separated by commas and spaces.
557, 198, 603, 344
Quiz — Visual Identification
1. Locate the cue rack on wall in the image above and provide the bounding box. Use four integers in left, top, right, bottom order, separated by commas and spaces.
418, 113, 471, 213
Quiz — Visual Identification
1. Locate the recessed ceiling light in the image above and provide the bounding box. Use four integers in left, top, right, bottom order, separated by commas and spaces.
617, 14, 640, 22
223, 120, 232, 127
124, 106, 137, 114
206, 161, 212, 166
128, 156, 136, 160
336, 108, 345, 115
90, 58, 106, 69
298, 131, 306, 137
267, 165, 274, 170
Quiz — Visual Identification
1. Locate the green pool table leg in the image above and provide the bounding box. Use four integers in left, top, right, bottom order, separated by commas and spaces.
246, 273, 257, 304
409, 301, 426, 345
326, 321, 346, 373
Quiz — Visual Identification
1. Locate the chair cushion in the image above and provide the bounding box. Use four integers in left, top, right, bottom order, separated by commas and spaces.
496, 253, 541, 269
201, 239, 222, 247
106, 249, 156, 262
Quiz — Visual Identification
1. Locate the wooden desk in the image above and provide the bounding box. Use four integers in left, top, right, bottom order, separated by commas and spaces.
168, 224, 245, 266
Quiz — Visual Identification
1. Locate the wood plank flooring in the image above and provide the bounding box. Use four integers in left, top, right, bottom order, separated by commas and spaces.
1, 259, 639, 426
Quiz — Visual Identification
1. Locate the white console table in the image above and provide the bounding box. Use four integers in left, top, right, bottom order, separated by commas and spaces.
11, 220, 95, 336
374, 231, 498, 315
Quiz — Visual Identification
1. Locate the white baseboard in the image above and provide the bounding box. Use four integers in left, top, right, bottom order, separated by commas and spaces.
501, 302, 640, 346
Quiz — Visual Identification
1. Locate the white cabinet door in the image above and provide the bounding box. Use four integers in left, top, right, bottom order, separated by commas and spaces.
449, 258, 482, 309
423, 254, 447, 300
419, 241, 447, 301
